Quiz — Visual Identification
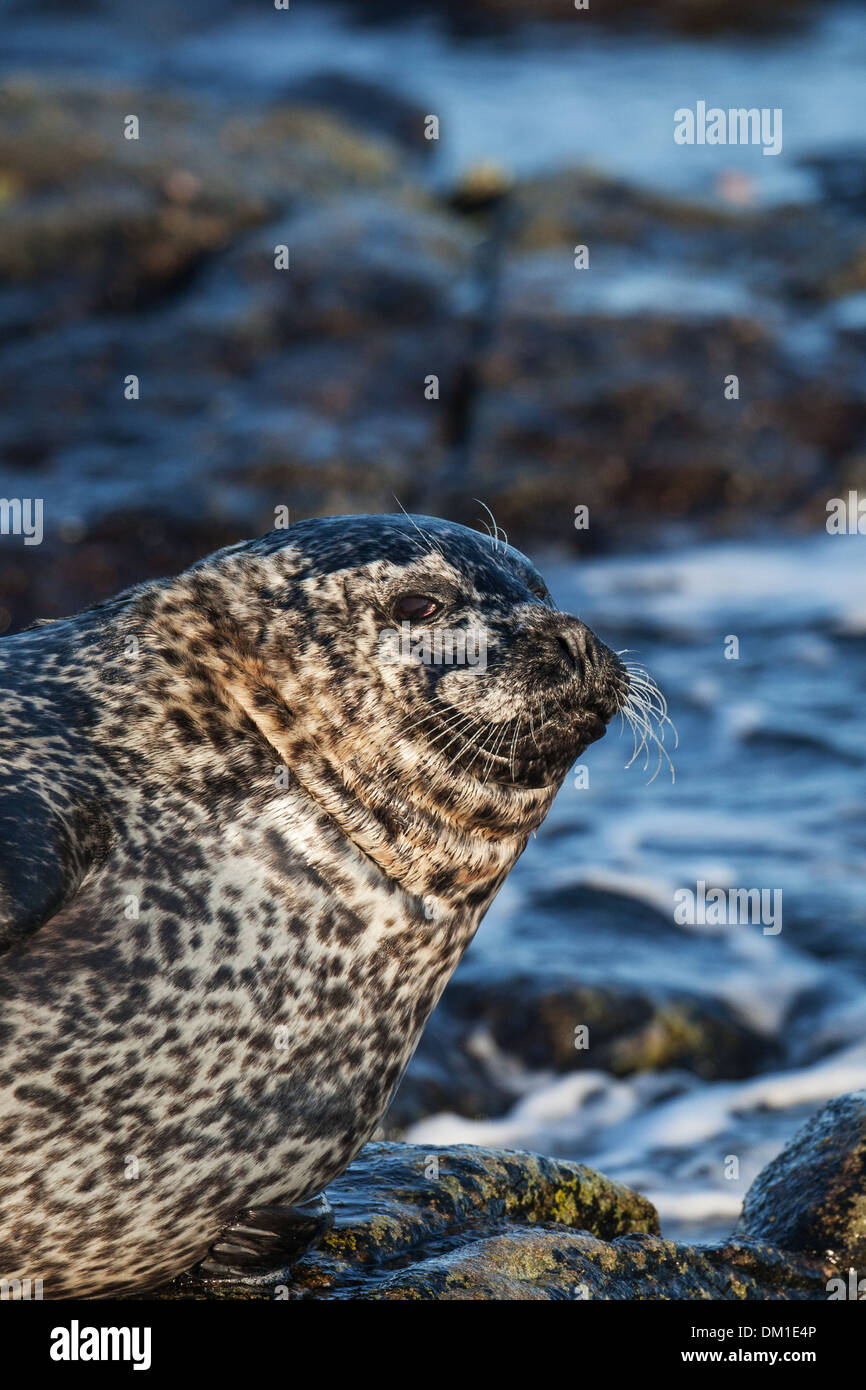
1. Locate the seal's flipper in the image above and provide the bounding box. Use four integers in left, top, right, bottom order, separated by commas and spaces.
0, 782, 112, 955
198, 1194, 334, 1281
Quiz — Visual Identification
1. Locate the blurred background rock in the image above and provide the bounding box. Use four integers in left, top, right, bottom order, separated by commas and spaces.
1, 0, 865, 626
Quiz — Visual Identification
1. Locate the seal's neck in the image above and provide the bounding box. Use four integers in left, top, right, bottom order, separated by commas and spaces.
117, 591, 558, 914
218, 659, 556, 913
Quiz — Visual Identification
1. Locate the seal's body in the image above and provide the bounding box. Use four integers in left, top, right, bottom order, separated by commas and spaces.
0, 515, 628, 1297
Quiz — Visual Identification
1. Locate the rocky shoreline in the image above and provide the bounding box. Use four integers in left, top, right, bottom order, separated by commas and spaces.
1, 75, 865, 631
148, 1093, 865, 1299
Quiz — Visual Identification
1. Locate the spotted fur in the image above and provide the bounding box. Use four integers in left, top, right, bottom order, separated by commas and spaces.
0, 514, 626, 1297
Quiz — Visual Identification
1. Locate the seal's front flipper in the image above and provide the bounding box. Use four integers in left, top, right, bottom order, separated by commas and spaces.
198, 1193, 334, 1281
0, 781, 112, 956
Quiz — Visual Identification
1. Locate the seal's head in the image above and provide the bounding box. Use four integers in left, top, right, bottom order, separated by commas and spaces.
132, 514, 639, 909
291, 513, 626, 786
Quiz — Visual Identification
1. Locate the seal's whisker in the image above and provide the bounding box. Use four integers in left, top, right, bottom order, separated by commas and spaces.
624, 670, 679, 751
621, 688, 652, 764
385, 521, 428, 560
391, 495, 445, 559
628, 687, 669, 725
625, 671, 668, 711
396, 704, 466, 735
623, 712, 647, 769
481, 719, 512, 781
465, 719, 504, 778
433, 731, 478, 777
394, 709, 484, 770
480, 717, 514, 782
508, 714, 523, 783
474, 499, 501, 555
394, 709, 454, 742
625, 671, 669, 711
442, 716, 493, 775
619, 661, 677, 783
473, 499, 508, 556
422, 706, 489, 761
528, 708, 542, 751
428, 711, 483, 765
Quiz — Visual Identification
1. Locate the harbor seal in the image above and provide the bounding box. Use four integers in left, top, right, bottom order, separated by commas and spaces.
0, 513, 633, 1298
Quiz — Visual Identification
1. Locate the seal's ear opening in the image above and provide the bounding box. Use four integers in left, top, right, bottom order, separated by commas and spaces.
0, 785, 111, 955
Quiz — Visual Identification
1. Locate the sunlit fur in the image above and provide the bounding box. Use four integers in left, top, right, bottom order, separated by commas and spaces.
0, 513, 662, 1297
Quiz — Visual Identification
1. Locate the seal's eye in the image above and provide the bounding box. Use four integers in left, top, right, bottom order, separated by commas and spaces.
530, 585, 549, 602
393, 594, 441, 622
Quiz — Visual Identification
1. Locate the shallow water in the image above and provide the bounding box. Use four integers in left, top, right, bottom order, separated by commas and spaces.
406, 534, 866, 1241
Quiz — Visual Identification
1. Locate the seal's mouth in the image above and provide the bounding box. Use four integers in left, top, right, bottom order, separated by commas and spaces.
414, 690, 618, 791
580, 709, 610, 742
479, 703, 613, 788
411, 642, 673, 791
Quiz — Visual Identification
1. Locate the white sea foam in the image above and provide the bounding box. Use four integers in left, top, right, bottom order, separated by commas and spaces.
407, 1043, 866, 1233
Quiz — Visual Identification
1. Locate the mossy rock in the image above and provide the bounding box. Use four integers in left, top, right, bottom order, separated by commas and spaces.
736, 1091, 866, 1267
152, 1136, 836, 1300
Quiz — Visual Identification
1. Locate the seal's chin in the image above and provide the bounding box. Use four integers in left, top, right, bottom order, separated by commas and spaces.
422, 691, 621, 793
484, 705, 613, 790
482, 647, 630, 790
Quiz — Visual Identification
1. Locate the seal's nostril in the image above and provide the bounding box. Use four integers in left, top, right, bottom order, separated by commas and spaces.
556, 630, 583, 672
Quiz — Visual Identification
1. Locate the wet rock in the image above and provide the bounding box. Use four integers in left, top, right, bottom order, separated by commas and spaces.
151, 1133, 838, 1300
0, 132, 471, 631
507, 164, 866, 303
343, 1233, 827, 1301
736, 1091, 866, 1266
0, 514, 244, 637
387, 973, 774, 1133
161, 1142, 661, 1298
216, 192, 474, 336
468, 305, 861, 546
437, 164, 866, 544
801, 149, 866, 215
0, 76, 400, 318
501, 160, 866, 327
3, 77, 865, 637
281, 72, 433, 157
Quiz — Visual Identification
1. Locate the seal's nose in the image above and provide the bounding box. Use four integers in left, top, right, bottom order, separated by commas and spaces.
555, 627, 584, 673
546, 616, 601, 676
545, 615, 627, 719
